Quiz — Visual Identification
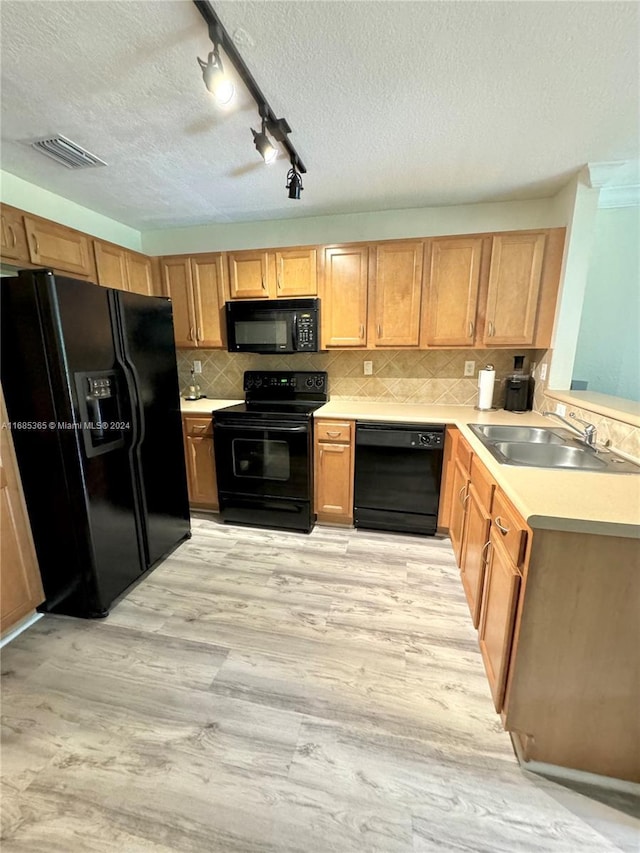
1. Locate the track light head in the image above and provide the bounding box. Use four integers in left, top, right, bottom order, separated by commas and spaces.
251, 119, 278, 164
286, 164, 304, 200
197, 48, 234, 106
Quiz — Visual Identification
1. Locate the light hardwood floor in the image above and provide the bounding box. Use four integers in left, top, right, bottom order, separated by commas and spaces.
1, 517, 638, 852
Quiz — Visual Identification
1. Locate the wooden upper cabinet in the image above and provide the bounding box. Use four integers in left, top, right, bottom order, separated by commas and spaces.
162, 257, 196, 347
23, 215, 94, 278
322, 245, 369, 348
0, 205, 29, 264
1, 390, 45, 634
274, 247, 317, 297
484, 232, 546, 346
126, 252, 155, 296
370, 241, 424, 347
227, 251, 270, 299
424, 237, 483, 346
191, 254, 225, 348
94, 241, 129, 290
162, 254, 226, 349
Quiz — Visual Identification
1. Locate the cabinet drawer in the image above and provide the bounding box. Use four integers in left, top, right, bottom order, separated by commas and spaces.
315, 420, 353, 442
457, 436, 473, 473
183, 416, 213, 437
471, 455, 495, 513
492, 489, 527, 567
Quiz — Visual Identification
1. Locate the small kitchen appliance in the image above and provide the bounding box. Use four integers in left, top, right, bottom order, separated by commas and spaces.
504, 355, 534, 412
225, 298, 320, 354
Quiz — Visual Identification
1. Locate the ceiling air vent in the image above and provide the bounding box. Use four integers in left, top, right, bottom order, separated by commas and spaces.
30, 135, 107, 170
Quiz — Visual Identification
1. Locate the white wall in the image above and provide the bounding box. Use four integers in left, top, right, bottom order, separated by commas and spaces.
141, 198, 565, 255
0, 170, 142, 251
572, 206, 640, 401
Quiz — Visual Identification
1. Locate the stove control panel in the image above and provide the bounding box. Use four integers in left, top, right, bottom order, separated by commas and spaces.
244, 371, 328, 398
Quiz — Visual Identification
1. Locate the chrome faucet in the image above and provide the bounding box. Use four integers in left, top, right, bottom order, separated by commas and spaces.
542, 411, 598, 447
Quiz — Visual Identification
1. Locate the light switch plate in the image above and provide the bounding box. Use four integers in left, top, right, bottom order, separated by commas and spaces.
539, 363, 547, 381
193, 360, 202, 374
464, 360, 475, 377
555, 403, 567, 416
363, 361, 373, 376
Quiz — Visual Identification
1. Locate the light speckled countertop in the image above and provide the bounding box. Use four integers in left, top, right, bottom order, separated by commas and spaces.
179, 398, 640, 539
314, 401, 640, 539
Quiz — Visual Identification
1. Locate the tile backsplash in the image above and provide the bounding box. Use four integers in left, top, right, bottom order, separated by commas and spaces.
178, 349, 542, 407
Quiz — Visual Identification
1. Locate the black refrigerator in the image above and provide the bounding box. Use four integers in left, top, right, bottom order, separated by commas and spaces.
1, 269, 191, 618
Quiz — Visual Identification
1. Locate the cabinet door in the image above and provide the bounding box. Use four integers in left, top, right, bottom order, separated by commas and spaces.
437, 427, 459, 530
227, 251, 270, 299
478, 530, 521, 711
322, 245, 369, 348
184, 435, 218, 508
449, 458, 470, 566
370, 241, 424, 347
425, 237, 483, 346
1, 392, 45, 634
0, 206, 29, 263
275, 247, 317, 297
94, 241, 129, 290
460, 485, 492, 627
23, 216, 93, 277
162, 257, 196, 348
191, 254, 226, 348
315, 442, 353, 522
126, 252, 155, 296
484, 233, 546, 346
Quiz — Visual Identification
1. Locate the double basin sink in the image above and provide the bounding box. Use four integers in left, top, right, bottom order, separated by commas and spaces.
469, 424, 640, 473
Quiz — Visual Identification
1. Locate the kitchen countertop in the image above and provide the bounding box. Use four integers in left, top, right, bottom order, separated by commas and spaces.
314, 400, 640, 539
180, 398, 243, 415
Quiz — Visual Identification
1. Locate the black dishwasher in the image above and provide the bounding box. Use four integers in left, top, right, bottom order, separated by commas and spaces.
354, 422, 444, 535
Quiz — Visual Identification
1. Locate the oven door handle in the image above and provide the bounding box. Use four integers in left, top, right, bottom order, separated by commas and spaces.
215, 421, 308, 433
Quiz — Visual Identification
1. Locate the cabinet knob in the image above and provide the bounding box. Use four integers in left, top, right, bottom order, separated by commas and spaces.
359, 324, 364, 340
488, 321, 495, 337
188, 327, 195, 341
261, 275, 266, 290
458, 484, 467, 508
377, 324, 382, 339
197, 327, 202, 341
481, 540, 492, 562
468, 321, 474, 338
326, 430, 341, 437
277, 273, 282, 290
7, 224, 16, 248
32, 234, 40, 256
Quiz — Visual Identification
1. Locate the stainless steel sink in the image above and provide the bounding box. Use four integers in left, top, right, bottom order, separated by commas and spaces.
469, 423, 640, 473
491, 441, 608, 470
470, 424, 571, 444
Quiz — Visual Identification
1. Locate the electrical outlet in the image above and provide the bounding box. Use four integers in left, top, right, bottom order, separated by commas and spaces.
193, 360, 202, 374
555, 403, 566, 417
539, 363, 547, 381
464, 360, 475, 377
363, 361, 373, 376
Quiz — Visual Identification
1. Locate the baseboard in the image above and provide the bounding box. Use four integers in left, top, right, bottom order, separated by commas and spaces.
510, 732, 640, 795
0, 611, 43, 649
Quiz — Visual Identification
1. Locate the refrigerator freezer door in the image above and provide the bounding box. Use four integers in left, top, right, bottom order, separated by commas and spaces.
117, 291, 190, 567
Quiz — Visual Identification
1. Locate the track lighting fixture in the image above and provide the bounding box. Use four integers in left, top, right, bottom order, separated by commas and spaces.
251, 117, 278, 165
286, 162, 304, 200
193, 0, 307, 194
197, 43, 234, 106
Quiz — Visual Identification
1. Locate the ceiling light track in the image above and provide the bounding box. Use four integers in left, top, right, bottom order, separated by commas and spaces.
193, 0, 307, 181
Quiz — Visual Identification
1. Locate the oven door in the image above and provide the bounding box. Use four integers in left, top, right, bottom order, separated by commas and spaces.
214, 419, 311, 500
226, 306, 295, 354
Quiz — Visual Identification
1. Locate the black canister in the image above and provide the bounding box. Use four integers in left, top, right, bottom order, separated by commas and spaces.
503, 356, 534, 412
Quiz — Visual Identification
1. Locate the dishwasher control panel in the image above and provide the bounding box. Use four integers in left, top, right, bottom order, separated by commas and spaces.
411, 431, 444, 448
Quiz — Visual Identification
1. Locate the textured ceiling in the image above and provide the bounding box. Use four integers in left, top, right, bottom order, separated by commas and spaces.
0, 1, 638, 230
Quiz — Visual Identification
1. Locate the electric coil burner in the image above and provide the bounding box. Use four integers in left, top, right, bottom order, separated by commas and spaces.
213, 371, 328, 533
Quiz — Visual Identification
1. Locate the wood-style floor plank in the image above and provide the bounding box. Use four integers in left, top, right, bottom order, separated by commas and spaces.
1, 517, 636, 852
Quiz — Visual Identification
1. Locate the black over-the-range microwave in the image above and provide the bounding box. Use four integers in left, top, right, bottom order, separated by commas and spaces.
225, 298, 320, 354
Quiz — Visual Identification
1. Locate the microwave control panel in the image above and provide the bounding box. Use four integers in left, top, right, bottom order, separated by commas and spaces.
296, 312, 316, 351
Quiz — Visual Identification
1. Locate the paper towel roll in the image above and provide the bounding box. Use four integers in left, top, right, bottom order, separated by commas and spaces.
477, 365, 495, 410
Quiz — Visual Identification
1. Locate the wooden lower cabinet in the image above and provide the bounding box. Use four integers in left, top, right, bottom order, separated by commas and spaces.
0, 391, 45, 634
478, 528, 521, 711
449, 457, 470, 564
314, 419, 354, 523
182, 416, 218, 510
460, 484, 492, 628
437, 427, 458, 530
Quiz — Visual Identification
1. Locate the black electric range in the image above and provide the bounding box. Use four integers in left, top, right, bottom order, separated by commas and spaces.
213, 371, 328, 532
